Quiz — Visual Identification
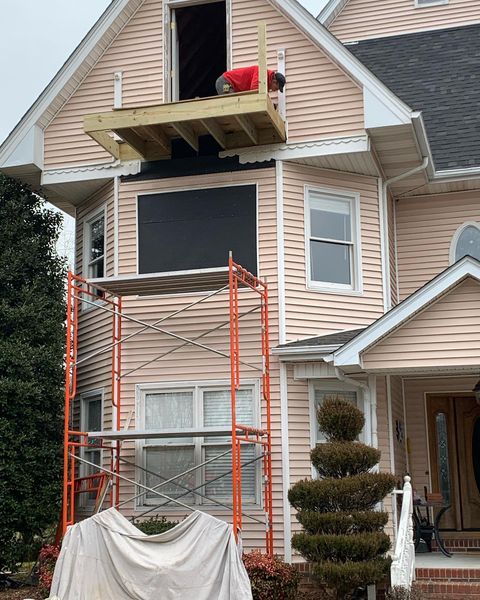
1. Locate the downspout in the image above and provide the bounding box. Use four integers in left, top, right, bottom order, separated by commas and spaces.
380, 157, 429, 312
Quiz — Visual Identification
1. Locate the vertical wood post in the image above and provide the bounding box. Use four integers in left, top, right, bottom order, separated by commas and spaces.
258, 22, 268, 95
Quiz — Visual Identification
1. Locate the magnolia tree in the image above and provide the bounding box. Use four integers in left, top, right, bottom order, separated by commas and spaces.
0, 174, 65, 569
288, 397, 396, 599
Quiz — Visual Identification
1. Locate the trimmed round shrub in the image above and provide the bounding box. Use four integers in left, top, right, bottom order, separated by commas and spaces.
296, 510, 389, 536
310, 441, 380, 477
243, 550, 299, 600
317, 397, 364, 441
292, 531, 391, 563
314, 558, 391, 597
288, 473, 397, 512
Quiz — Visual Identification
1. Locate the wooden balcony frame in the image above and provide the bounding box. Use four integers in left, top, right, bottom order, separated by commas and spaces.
83, 23, 286, 161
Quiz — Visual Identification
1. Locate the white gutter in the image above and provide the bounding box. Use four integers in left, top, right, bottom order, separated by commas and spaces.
279, 363, 292, 562
381, 157, 429, 311
276, 160, 286, 345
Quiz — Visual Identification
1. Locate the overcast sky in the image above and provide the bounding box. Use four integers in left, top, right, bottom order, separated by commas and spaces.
0, 0, 327, 143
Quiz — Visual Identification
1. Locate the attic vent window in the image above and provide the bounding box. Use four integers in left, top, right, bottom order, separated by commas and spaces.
414, 0, 448, 7
451, 222, 480, 263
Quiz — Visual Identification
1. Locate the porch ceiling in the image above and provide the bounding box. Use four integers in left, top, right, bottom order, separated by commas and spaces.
83, 92, 286, 162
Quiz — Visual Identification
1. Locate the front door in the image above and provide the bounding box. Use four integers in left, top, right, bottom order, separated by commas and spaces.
427, 395, 480, 530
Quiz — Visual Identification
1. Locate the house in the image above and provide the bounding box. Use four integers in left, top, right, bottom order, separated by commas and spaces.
2, 0, 480, 593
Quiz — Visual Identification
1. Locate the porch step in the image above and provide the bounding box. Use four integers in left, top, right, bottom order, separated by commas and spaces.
417, 581, 480, 599
416, 566, 480, 582
432, 538, 480, 553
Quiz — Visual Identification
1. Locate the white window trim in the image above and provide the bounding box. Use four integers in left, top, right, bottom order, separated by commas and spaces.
308, 380, 364, 479
304, 185, 363, 295
449, 221, 480, 264
79, 389, 105, 510
82, 205, 107, 281
135, 379, 261, 511
414, 0, 448, 7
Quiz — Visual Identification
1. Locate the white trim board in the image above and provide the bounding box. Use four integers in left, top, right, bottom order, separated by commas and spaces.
331, 256, 480, 368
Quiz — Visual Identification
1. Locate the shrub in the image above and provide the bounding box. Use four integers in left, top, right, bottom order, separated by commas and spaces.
242, 550, 299, 600
133, 515, 178, 535
386, 585, 426, 600
38, 544, 60, 598
288, 397, 395, 599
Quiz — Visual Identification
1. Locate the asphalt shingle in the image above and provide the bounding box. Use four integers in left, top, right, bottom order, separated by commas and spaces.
346, 24, 480, 171
278, 328, 365, 349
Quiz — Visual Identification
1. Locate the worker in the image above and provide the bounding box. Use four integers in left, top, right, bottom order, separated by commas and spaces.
216, 66, 286, 95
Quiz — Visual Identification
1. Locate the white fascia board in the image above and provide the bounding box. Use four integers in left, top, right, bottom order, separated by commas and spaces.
272, 344, 340, 362
0, 0, 140, 166
411, 111, 436, 178
42, 160, 141, 185
318, 0, 349, 25
267, 0, 413, 126
220, 135, 370, 163
0, 125, 43, 170
433, 166, 480, 182
333, 256, 480, 367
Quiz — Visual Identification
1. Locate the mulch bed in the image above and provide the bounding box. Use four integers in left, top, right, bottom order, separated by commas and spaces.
0, 589, 43, 600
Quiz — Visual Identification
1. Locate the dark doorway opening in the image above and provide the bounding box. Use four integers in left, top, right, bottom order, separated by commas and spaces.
174, 1, 227, 100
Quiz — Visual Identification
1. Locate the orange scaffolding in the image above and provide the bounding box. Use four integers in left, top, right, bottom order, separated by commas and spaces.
62, 256, 273, 555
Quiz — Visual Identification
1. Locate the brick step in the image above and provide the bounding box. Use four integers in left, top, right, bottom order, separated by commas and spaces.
416, 566, 480, 582
432, 538, 480, 552
417, 581, 480, 599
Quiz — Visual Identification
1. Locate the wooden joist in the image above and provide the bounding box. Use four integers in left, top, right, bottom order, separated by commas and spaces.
235, 114, 259, 145
171, 122, 199, 152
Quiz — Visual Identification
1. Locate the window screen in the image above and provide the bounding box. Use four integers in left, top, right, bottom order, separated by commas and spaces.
138, 186, 257, 275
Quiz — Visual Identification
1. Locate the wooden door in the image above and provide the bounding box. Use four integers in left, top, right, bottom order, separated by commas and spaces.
426, 396, 461, 530
455, 397, 480, 530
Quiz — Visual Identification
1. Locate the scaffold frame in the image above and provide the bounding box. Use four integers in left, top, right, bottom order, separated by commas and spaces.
62, 255, 273, 555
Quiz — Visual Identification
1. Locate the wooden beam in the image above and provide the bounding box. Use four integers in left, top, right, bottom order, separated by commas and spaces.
87, 130, 122, 160
199, 118, 227, 149
257, 22, 268, 96
114, 128, 147, 158
142, 125, 171, 153
171, 122, 199, 152
235, 114, 259, 145
84, 93, 264, 133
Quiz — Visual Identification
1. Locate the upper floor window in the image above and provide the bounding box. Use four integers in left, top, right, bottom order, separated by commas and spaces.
306, 187, 362, 293
138, 382, 259, 507
84, 209, 105, 279
414, 0, 448, 7
450, 222, 480, 263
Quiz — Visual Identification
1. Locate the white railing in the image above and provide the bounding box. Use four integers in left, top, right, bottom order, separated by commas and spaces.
391, 475, 415, 589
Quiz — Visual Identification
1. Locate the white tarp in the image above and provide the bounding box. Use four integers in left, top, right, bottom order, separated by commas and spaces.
49, 508, 253, 600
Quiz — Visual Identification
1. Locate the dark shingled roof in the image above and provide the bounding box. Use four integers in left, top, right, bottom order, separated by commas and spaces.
278, 328, 365, 349
346, 24, 480, 171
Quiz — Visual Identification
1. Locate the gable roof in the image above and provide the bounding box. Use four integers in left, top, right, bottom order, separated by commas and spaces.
347, 24, 480, 172
332, 256, 480, 367
277, 328, 364, 350
0, 0, 415, 174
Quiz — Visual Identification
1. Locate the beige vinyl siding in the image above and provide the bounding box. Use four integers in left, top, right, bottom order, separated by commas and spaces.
232, 0, 365, 142
376, 376, 395, 539
403, 375, 478, 496
96, 168, 285, 554
390, 376, 407, 476
396, 190, 480, 300
388, 195, 398, 306
282, 163, 384, 340
44, 0, 163, 168
329, 0, 480, 43
363, 278, 480, 370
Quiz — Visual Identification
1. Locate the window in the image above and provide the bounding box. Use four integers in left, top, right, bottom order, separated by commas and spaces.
84, 209, 105, 279
306, 188, 361, 292
415, 0, 448, 7
137, 185, 257, 275
80, 391, 103, 507
450, 222, 480, 263
138, 382, 259, 507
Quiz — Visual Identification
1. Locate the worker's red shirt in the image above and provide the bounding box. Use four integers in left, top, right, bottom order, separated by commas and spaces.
223, 66, 275, 92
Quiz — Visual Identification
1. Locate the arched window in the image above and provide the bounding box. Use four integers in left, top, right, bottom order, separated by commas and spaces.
451, 222, 480, 263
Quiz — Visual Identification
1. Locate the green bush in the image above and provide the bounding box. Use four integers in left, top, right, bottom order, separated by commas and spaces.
288, 473, 397, 512
296, 510, 389, 535
242, 550, 299, 600
311, 441, 380, 477
292, 531, 390, 563
288, 397, 395, 599
134, 515, 178, 535
317, 397, 364, 441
